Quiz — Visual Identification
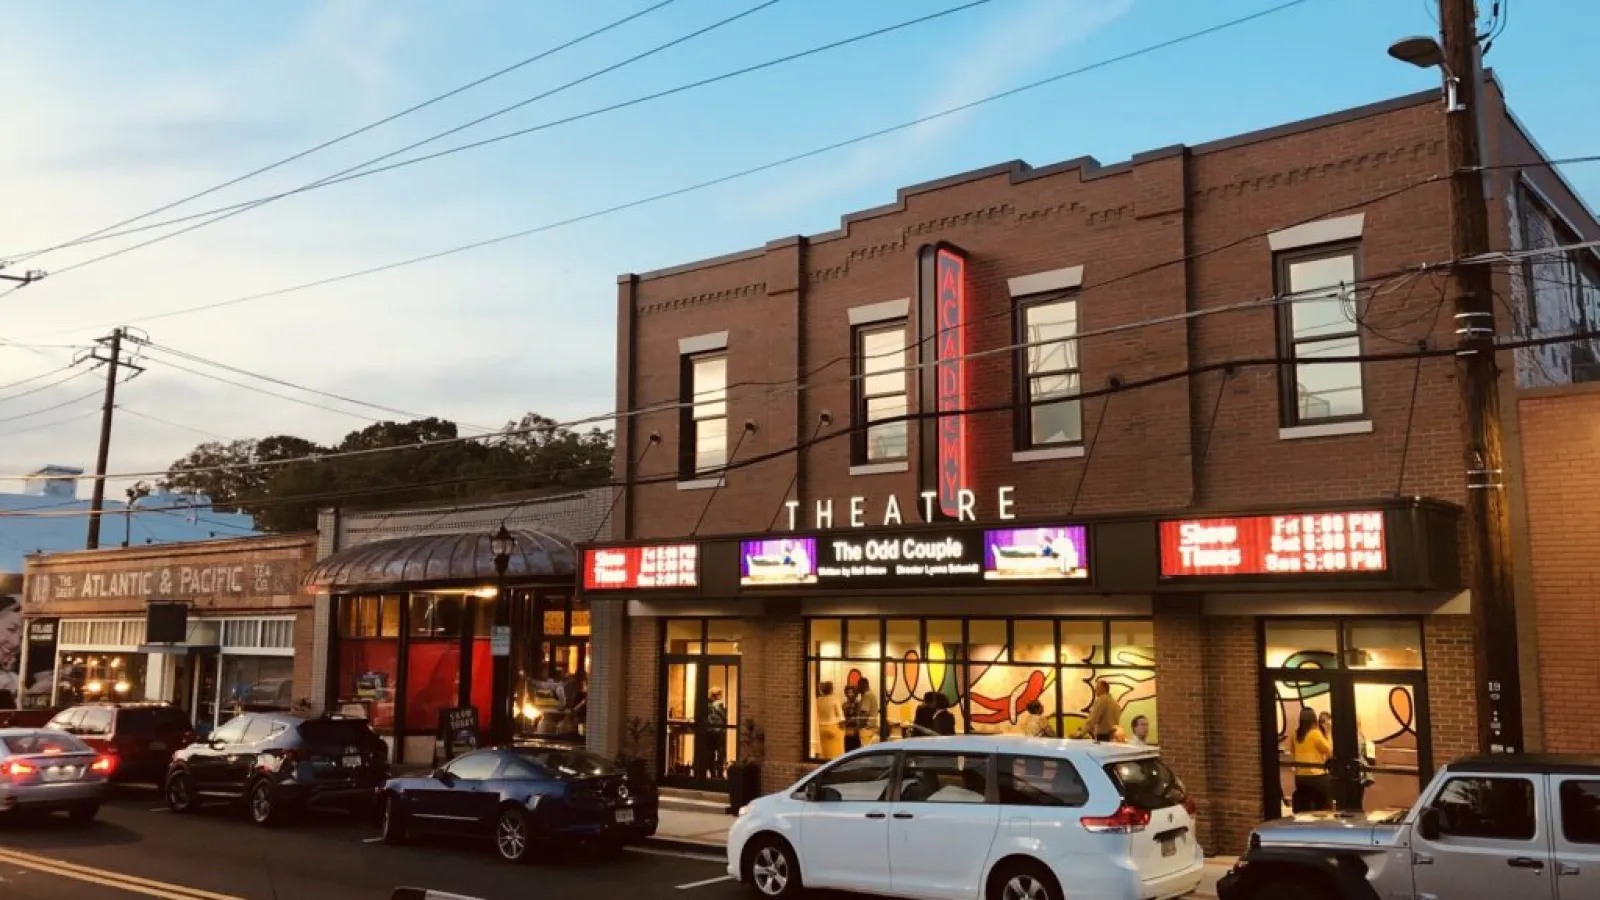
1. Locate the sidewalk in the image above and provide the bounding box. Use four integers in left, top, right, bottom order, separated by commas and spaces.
649, 809, 1235, 897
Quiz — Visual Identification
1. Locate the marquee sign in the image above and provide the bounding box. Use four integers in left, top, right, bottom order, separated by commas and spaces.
816, 531, 981, 585
918, 243, 971, 521
29, 559, 304, 606
1158, 510, 1388, 578
582, 544, 698, 590
738, 523, 1092, 589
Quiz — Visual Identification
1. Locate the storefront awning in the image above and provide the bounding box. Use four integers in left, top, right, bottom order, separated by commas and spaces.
303, 528, 576, 592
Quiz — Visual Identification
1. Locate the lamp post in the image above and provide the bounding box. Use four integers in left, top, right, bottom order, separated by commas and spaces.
489, 525, 514, 746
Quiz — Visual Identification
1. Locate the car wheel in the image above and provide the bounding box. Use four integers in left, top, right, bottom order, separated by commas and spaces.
987, 859, 1063, 900
165, 771, 200, 814
67, 803, 99, 825
494, 807, 533, 864
247, 780, 279, 827
380, 795, 407, 845
743, 835, 802, 899
1251, 878, 1331, 900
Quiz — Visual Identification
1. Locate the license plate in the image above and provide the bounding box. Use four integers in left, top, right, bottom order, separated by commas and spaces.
1160, 839, 1177, 858
616, 809, 634, 824
44, 767, 77, 782
342, 755, 363, 768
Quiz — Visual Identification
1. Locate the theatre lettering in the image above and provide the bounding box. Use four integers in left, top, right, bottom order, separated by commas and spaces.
782, 485, 1020, 531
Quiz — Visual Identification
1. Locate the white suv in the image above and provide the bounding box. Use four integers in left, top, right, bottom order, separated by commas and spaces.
726, 736, 1203, 900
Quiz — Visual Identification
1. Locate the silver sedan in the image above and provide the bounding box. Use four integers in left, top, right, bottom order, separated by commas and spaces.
0, 728, 111, 822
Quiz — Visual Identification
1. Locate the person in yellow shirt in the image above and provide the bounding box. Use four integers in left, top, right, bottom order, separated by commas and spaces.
1291, 707, 1334, 811
1082, 680, 1122, 742
815, 681, 844, 759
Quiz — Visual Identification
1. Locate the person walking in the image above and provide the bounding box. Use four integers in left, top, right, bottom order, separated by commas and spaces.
815, 681, 845, 759
1292, 707, 1335, 811
1083, 680, 1122, 742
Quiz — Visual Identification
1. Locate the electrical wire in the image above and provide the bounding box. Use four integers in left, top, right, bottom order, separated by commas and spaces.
135, 355, 403, 424
117, 406, 235, 442
0, 365, 98, 405
8, 0, 1001, 259
0, 363, 83, 394
6, 310, 1596, 518
17, 0, 1319, 325
13, 0, 790, 282
0, 406, 103, 438
0, 385, 107, 426
1, 0, 686, 267
129, 337, 499, 434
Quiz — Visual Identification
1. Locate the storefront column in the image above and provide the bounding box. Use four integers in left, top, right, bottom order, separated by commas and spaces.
623, 616, 660, 775
1201, 616, 1262, 856
1151, 597, 1210, 845
585, 595, 627, 758
752, 617, 807, 793
144, 652, 169, 703
1423, 613, 1479, 767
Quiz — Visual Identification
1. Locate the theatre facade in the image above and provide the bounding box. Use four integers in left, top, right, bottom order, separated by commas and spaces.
569, 86, 1600, 853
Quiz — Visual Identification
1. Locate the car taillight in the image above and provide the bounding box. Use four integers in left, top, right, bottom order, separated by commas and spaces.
91, 756, 116, 774
1183, 798, 1197, 817
1081, 802, 1152, 834
5, 761, 37, 780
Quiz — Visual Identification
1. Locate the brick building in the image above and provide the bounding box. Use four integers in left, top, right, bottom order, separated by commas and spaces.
580, 77, 1599, 854
18, 534, 317, 737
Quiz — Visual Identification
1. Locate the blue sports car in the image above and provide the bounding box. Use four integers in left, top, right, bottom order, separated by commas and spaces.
377, 744, 658, 863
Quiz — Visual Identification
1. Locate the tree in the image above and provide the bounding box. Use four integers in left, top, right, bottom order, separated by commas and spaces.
162, 414, 614, 533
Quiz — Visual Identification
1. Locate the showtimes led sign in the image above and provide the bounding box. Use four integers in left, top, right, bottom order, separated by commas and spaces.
1158, 511, 1388, 578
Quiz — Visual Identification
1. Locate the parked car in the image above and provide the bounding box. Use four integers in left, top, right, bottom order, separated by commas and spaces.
0, 728, 114, 823
164, 711, 389, 826
726, 735, 1202, 900
45, 702, 196, 783
1218, 753, 1600, 900
379, 743, 660, 863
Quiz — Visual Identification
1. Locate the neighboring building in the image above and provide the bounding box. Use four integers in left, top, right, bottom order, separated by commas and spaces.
18, 534, 316, 736
586, 77, 1599, 854
1, 466, 257, 710
306, 488, 611, 765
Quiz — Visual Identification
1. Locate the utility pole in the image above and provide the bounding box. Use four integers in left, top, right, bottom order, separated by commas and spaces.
84, 328, 143, 550
1439, 0, 1522, 754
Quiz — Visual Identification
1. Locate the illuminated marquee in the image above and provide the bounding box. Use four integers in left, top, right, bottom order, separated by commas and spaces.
918, 242, 970, 520
582, 544, 699, 590
1158, 511, 1388, 577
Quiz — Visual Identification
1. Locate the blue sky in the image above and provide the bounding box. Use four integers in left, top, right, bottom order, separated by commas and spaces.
0, 0, 1595, 500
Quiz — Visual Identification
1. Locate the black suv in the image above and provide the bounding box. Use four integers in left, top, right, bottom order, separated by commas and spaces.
45, 703, 196, 783
164, 712, 389, 825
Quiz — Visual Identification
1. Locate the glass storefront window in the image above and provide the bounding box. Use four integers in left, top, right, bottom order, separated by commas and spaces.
707, 619, 743, 655
408, 594, 466, 638
54, 652, 149, 706
1264, 620, 1339, 669
665, 620, 703, 655
219, 655, 295, 721
404, 641, 462, 733
806, 618, 1157, 760
338, 595, 402, 638
1344, 620, 1423, 670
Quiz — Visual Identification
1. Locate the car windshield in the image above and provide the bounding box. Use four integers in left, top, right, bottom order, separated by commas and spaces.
4, 733, 90, 755
1104, 756, 1188, 811
513, 748, 614, 779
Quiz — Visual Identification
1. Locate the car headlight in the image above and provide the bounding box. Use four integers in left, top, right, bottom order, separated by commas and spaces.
736, 805, 749, 818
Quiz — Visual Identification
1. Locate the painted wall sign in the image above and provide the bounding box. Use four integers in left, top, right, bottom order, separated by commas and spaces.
816, 531, 982, 585
740, 538, 817, 586
782, 486, 1018, 531
28, 559, 304, 607
1158, 511, 1388, 577
917, 242, 971, 521
983, 525, 1089, 581
582, 544, 698, 590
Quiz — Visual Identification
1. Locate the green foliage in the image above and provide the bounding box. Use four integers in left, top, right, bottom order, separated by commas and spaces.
162, 413, 613, 532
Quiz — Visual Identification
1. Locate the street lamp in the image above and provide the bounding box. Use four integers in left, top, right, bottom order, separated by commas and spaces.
489, 525, 513, 746
1387, 35, 1463, 113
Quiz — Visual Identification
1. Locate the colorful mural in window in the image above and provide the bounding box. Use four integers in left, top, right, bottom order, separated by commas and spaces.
806, 618, 1157, 761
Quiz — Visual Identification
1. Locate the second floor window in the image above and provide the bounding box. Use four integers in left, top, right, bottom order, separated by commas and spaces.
1017, 295, 1081, 447
681, 353, 727, 477
1278, 246, 1364, 424
853, 322, 908, 463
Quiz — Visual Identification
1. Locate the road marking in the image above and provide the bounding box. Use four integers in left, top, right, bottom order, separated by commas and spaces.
627, 846, 724, 863
149, 807, 170, 812
0, 848, 246, 900
362, 836, 386, 843
675, 874, 733, 890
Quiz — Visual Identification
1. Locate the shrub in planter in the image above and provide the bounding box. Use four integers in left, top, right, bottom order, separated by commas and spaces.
726, 718, 766, 813
614, 715, 655, 784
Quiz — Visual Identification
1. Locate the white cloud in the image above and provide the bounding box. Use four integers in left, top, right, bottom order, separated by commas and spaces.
740, 0, 1138, 219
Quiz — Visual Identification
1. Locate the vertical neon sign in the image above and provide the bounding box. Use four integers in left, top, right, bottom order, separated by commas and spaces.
918, 243, 970, 520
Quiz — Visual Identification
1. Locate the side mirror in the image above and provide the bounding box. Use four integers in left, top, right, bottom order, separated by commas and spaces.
433, 769, 455, 785
801, 781, 819, 802
1416, 806, 1440, 841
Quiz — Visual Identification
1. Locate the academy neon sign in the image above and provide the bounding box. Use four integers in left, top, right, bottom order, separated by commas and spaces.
935, 246, 969, 519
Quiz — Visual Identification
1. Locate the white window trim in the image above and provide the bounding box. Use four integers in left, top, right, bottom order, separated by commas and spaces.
678, 331, 729, 355
1279, 420, 1374, 441
850, 461, 910, 476
677, 477, 725, 491
1012, 445, 1087, 463
1008, 265, 1084, 298
1267, 213, 1365, 252
847, 298, 910, 326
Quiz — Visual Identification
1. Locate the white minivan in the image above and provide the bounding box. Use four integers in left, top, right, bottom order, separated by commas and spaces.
726, 736, 1203, 900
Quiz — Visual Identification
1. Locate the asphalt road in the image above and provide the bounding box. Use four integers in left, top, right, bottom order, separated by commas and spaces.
0, 785, 759, 900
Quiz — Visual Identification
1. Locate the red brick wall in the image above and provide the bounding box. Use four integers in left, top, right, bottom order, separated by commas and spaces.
1152, 600, 1214, 845
1424, 615, 1481, 764
624, 617, 661, 773
1517, 389, 1600, 754
1202, 617, 1263, 856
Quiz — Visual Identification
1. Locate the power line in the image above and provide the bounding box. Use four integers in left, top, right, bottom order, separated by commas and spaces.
0, 363, 89, 397
117, 406, 235, 442
12, 0, 790, 283
7, 317, 1600, 521
21, 0, 1317, 328
0, 382, 120, 426
7, 0, 1001, 259
2, 0, 686, 267
129, 337, 500, 434
136, 354, 402, 424
0, 406, 103, 438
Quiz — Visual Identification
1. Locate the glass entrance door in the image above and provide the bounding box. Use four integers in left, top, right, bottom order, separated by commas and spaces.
1348, 675, 1427, 813
662, 657, 740, 788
